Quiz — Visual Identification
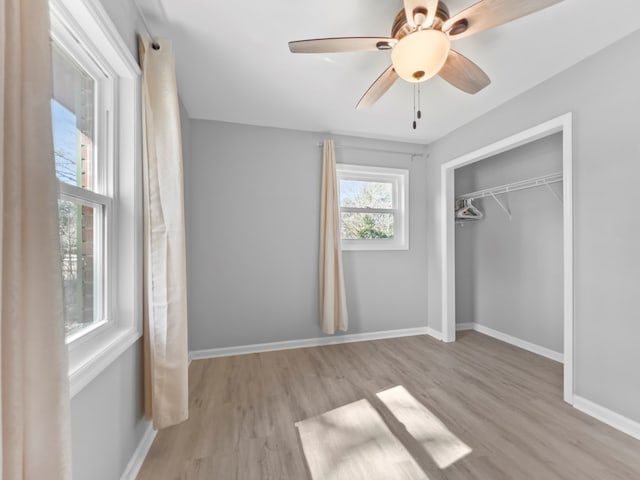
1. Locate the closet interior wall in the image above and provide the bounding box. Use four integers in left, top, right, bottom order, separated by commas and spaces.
455, 133, 564, 355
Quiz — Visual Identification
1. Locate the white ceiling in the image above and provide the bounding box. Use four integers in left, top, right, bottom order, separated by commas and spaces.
140, 0, 640, 143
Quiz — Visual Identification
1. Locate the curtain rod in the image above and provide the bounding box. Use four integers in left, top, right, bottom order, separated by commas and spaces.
133, 0, 160, 50
317, 143, 423, 158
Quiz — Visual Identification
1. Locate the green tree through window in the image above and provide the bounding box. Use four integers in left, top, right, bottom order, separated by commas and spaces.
354, 214, 391, 239
340, 180, 394, 240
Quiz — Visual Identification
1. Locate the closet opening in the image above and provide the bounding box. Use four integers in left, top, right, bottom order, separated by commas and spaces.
440, 113, 574, 404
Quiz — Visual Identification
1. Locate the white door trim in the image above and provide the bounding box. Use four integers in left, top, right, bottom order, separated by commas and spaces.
439, 112, 574, 404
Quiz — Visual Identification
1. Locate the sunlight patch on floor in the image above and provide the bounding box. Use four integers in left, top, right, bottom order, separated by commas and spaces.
376, 385, 472, 469
296, 386, 473, 479
296, 398, 428, 480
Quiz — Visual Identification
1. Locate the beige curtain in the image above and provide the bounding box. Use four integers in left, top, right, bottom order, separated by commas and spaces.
139, 36, 189, 430
1, 0, 72, 478
319, 140, 348, 334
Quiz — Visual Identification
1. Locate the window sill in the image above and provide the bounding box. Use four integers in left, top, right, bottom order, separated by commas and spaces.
69, 325, 142, 397
341, 240, 409, 251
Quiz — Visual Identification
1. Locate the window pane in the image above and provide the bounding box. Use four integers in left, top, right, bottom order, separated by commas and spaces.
341, 212, 394, 240
58, 199, 99, 337
51, 44, 96, 190
340, 180, 393, 209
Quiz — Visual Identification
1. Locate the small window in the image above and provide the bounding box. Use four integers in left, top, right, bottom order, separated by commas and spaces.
336, 164, 409, 251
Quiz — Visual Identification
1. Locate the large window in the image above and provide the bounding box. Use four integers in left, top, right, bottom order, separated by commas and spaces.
52, 35, 110, 342
336, 164, 409, 251
50, 0, 141, 396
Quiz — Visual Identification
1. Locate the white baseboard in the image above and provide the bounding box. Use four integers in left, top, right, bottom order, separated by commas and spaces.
456, 322, 563, 363
573, 396, 640, 441
120, 422, 157, 480
190, 326, 438, 360
456, 322, 474, 331
425, 327, 443, 341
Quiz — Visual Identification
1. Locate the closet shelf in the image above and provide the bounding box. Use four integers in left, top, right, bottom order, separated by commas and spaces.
456, 172, 563, 202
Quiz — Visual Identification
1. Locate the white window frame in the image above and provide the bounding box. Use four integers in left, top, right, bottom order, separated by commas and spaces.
336, 164, 409, 251
52, 21, 113, 344
50, 0, 142, 397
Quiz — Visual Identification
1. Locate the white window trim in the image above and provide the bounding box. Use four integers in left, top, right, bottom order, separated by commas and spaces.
336, 163, 409, 251
50, 0, 142, 397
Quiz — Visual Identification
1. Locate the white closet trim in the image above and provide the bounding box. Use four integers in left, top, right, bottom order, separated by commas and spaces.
439, 112, 574, 405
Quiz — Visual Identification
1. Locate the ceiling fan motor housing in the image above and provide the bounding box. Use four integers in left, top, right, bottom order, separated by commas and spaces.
391, 2, 450, 39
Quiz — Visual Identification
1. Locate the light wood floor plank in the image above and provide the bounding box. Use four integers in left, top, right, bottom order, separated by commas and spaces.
137, 331, 640, 479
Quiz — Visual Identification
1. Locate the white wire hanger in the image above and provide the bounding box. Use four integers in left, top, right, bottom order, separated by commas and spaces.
455, 199, 484, 220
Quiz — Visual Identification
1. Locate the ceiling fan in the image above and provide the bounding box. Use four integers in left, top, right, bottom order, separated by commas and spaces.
288, 0, 563, 109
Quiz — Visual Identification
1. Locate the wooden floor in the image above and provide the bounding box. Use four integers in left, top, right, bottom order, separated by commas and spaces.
137, 331, 640, 479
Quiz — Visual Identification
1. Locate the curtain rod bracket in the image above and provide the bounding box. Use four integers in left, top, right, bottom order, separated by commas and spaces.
134, 0, 160, 50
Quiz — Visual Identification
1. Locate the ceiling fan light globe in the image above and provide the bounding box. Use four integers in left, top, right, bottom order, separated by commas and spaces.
391, 29, 451, 83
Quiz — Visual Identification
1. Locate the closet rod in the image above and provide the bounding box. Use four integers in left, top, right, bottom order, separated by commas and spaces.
456, 172, 563, 202
317, 143, 423, 158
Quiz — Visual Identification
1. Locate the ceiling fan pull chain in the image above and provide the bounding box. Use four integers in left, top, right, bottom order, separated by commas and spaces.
417, 83, 422, 120
412, 84, 417, 130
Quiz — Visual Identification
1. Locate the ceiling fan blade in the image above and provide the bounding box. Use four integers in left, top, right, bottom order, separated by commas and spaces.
404, 0, 440, 28
443, 0, 563, 40
288, 37, 396, 54
356, 66, 398, 110
424, 0, 440, 27
439, 50, 491, 94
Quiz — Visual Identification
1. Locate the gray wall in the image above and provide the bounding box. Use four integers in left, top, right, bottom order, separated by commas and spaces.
71, 2, 193, 478
454, 134, 563, 353
186, 120, 428, 350
426, 30, 640, 422
71, 343, 147, 480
